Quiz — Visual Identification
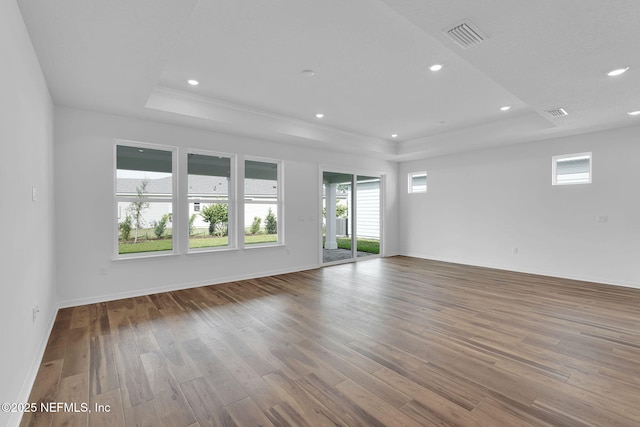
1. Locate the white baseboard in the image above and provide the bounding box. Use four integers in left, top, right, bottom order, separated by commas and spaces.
9, 306, 58, 427
401, 252, 640, 290
57, 263, 321, 308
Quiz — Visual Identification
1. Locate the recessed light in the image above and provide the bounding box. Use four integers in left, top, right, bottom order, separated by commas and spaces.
500, 105, 511, 111
391, 134, 398, 138
429, 64, 443, 72
628, 110, 640, 116
187, 79, 199, 86
301, 69, 315, 77
607, 67, 629, 77
315, 113, 324, 119
138, 149, 144, 152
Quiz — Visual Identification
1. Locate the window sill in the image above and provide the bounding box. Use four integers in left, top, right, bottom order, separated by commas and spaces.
187, 247, 239, 255
111, 244, 286, 259
552, 181, 592, 186
243, 243, 285, 250
112, 251, 179, 262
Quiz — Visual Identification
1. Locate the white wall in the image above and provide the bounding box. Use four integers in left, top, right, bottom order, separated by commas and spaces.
399, 125, 640, 288
0, 1, 57, 425
54, 106, 398, 306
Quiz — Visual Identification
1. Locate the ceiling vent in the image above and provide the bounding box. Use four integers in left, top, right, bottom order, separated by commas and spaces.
445, 21, 486, 49
545, 108, 568, 117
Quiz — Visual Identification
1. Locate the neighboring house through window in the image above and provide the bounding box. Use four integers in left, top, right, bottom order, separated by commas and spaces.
188, 151, 234, 251
115, 143, 285, 255
115, 142, 176, 256
244, 159, 282, 246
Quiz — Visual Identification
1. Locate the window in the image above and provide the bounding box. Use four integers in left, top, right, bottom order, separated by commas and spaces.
188, 152, 234, 250
115, 145, 285, 255
244, 159, 281, 245
408, 171, 427, 193
115, 143, 175, 256
552, 152, 592, 185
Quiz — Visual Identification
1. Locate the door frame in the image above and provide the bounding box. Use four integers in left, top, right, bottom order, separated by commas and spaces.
319, 166, 384, 266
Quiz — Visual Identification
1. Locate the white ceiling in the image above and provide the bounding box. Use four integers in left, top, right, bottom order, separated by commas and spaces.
17, 0, 640, 160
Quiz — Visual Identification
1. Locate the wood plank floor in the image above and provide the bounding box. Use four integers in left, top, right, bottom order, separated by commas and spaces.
21, 256, 640, 426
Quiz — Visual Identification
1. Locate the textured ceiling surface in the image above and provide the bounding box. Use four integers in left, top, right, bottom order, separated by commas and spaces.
18, 0, 640, 159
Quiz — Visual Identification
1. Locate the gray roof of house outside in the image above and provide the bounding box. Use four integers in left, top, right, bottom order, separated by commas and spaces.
117, 176, 277, 197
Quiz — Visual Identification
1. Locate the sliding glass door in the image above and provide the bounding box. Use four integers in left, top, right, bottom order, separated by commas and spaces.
322, 171, 381, 264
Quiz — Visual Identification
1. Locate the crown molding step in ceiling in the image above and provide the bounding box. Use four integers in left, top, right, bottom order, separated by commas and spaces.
18, 0, 640, 159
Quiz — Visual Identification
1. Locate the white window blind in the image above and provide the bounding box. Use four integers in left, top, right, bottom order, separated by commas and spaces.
553, 153, 591, 185
408, 172, 427, 193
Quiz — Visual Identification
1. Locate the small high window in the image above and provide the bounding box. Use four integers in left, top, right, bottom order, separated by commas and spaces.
552, 153, 592, 185
408, 172, 427, 193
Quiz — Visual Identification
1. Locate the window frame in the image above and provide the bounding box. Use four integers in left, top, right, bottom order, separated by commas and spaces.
114, 140, 178, 259
408, 171, 427, 193
243, 156, 284, 248
186, 149, 237, 253
552, 152, 592, 186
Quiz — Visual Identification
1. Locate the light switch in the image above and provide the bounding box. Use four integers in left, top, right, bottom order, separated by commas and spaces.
32, 186, 37, 202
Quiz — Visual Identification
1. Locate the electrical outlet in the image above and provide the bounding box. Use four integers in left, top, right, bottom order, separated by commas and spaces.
99, 267, 107, 276
597, 215, 608, 223
32, 304, 40, 322
513, 247, 519, 254
32, 186, 38, 202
